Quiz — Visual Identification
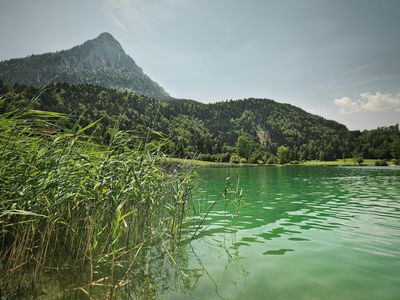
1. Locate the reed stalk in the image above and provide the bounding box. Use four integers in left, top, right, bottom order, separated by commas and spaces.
0, 104, 194, 298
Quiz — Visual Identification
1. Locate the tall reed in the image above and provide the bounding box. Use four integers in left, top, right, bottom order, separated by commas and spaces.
0, 104, 194, 298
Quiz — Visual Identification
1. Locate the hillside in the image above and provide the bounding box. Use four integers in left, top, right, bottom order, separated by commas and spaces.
1, 82, 399, 162
0, 33, 170, 99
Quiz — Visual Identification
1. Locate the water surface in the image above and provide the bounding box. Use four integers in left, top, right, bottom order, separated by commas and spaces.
165, 166, 400, 300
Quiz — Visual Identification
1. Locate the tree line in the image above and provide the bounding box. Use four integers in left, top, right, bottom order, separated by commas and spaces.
1, 82, 399, 163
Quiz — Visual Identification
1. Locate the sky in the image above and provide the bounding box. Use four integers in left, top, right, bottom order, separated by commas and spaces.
0, 0, 399, 130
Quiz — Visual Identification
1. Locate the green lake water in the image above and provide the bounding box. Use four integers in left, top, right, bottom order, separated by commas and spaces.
163, 166, 400, 300
20, 165, 400, 299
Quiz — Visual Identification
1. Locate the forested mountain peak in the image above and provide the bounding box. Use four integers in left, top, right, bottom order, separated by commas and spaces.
0, 33, 170, 99
67, 32, 128, 70
94, 32, 120, 44
65, 32, 140, 71
83, 32, 124, 53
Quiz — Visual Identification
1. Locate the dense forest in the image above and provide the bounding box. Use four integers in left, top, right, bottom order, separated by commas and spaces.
1, 82, 399, 163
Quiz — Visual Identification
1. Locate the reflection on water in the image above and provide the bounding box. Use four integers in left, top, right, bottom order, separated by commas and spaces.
262, 249, 294, 255
164, 166, 400, 300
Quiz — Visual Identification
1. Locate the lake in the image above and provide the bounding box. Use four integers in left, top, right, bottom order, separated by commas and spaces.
163, 166, 400, 300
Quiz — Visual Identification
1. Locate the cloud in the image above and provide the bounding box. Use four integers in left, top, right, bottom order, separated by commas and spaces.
334, 92, 400, 114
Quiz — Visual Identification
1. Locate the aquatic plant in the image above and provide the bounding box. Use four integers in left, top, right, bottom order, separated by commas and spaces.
0, 102, 194, 297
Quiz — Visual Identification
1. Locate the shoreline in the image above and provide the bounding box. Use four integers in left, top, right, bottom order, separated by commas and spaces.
163, 157, 398, 168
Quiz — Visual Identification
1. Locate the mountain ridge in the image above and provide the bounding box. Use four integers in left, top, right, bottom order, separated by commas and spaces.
0, 33, 170, 99
1, 82, 398, 162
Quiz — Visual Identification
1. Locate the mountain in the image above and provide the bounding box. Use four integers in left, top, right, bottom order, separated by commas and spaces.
2, 82, 399, 162
0, 32, 170, 99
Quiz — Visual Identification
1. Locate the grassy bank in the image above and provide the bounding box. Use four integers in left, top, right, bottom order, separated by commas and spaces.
164, 157, 393, 168
163, 157, 258, 168
302, 159, 378, 166
0, 109, 194, 298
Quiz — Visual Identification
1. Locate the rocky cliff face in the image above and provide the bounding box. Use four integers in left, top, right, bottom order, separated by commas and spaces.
0, 33, 170, 99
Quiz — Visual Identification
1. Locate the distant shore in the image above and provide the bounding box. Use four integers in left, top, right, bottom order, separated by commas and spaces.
162, 157, 256, 168
163, 157, 398, 168
301, 159, 377, 166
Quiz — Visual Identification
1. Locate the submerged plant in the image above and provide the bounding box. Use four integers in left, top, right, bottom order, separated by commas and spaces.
188, 175, 244, 244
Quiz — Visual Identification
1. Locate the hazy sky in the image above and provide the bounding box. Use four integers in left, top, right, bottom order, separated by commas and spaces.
1, 0, 399, 130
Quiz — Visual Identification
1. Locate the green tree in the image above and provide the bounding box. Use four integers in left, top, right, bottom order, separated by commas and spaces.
234, 110, 256, 133
353, 155, 364, 165
236, 134, 253, 159
391, 137, 400, 160
277, 146, 289, 164
267, 155, 278, 164
230, 154, 241, 164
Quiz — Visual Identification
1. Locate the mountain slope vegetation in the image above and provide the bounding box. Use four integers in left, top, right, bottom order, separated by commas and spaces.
0, 33, 170, 99
1, 82, 399, 163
